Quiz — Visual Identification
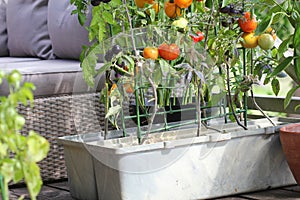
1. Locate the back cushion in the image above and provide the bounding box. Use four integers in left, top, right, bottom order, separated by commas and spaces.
6, 0, 55, 59
48, 0, 91, 60
0, 0, 8, 56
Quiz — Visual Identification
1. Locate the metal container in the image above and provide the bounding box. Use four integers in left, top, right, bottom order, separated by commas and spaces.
58, 118, 297, 200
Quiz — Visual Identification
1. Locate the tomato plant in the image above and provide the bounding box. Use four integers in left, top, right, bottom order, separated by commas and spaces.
158, 43, 180, 61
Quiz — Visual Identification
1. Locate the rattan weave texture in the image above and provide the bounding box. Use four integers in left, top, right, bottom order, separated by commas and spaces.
18, 93, 107, 181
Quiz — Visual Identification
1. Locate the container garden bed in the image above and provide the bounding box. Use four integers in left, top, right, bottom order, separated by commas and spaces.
58, 117, 297, 200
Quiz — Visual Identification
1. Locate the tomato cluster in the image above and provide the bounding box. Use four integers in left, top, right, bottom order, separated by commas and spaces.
238, 12, 276, 50
143, 43, 180, 61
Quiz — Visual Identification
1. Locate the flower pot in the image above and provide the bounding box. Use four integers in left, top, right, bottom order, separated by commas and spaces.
280, 123, 300, 184
58, 118, 296, 200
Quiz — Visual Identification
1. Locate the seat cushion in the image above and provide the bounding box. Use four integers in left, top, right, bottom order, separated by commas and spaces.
0, 0, 8, 56
6, 0, 55, 59
48, 0, 92, 60
0, 58, 104, 97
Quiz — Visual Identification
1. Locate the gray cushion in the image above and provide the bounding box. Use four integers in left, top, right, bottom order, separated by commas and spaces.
48, 0, 91, 60
6, 0, 55, 59
0, 57, 104, 97
0, 0, 8, 56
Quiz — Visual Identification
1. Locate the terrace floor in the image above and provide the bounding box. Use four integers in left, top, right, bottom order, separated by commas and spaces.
7, 180, 300, 200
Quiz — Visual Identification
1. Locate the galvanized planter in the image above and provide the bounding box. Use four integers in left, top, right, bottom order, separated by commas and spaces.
58, 118, 297, 200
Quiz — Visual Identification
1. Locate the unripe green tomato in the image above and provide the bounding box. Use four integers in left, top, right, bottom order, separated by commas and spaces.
258, 34, 275, 50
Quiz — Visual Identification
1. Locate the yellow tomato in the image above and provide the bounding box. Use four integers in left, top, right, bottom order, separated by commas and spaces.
241, 32, 258, 48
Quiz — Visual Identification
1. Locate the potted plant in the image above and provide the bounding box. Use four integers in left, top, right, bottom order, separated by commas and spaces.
0, 70, 50, 200
59, 0, 299, 199
253, 0, 300, 185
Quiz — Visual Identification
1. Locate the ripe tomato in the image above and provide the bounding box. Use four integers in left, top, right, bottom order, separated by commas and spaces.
174, 0, 192, 8
190, 31, 204, 43
134, 0, 154, 8
143, 47, 159, 60
146, 2, 159, 15
241, 32, 258, 48
158, 43, 180, 61
258, 33, 275, 50
164, 1, 181, 18
238, 12, 257, 33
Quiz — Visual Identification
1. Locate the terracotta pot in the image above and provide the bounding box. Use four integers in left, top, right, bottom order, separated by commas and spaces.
280, 123, 300, 185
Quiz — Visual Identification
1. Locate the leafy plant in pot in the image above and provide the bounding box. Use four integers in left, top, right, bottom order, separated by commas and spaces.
254, 0, 300, 184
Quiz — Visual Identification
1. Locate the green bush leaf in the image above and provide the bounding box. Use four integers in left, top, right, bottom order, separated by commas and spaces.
81, 44, 101, 87
255, 13, 274, 35
278, 37, 291, 57
293, 20, 300, 47
103, 10, 115, 25
271, 78, 280, 96
284, 86, 300, 109
269, 56, 293, 77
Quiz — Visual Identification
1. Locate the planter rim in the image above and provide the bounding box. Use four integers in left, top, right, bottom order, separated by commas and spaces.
280, 123, 300, 134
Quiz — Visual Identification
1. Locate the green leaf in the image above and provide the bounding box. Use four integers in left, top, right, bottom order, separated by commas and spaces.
26, 131, 50, 163
293, 20, 300, 47
159, 59, 172, 76
137, 11, 146, 18
78, 12, 86, 26
81, 44, 101, 87
255, 13, 274, 35
102, 10, 115, 25
271, 78, 280, 96
269, 56, 293, 77
105, 105, 122, 118
98, 20, 107, 42
96, 62, 112, 77
23, 162, 43, 199
278, 37, 291, 57
284, 86, 300, 109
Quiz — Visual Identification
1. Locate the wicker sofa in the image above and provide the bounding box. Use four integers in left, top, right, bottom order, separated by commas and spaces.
0, 0, 109, 181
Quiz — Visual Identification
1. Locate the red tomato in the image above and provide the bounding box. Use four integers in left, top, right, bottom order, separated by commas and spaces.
238, 12, 257, 33
158, 43, 180, 60
190, 31, 204, 43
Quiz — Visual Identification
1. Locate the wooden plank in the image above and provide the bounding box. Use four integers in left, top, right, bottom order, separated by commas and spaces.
212, 197, 252, 200
282, 185, 300, 193
9, 185, 74, 200
241, 188, 300, 199
45, 181, 70, 191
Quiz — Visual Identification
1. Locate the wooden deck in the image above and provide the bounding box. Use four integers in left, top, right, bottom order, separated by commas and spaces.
7, 180, 300, 200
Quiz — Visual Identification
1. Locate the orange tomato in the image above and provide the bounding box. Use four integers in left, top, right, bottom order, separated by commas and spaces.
164, 1, 181, 18
158, 43, 180, 60
238, 12, 257, 33
134, 0, 154, 8
146, 2, 160, 15
174, 0, 192, 8
143, 46, 159, 60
